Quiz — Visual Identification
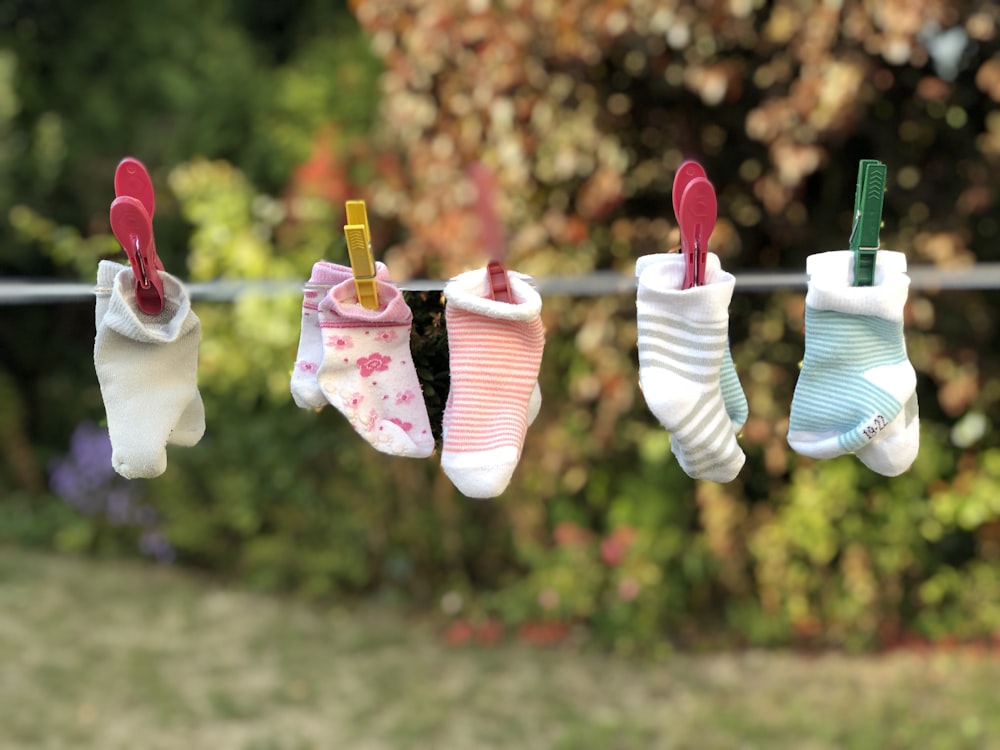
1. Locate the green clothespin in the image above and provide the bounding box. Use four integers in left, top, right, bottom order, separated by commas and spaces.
849, 159, 887, 286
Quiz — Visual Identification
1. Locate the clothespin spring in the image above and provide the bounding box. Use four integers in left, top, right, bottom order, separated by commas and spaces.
133, 236, 152, 290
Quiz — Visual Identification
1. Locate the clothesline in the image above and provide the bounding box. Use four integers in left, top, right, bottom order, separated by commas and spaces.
1, 264, 998, 305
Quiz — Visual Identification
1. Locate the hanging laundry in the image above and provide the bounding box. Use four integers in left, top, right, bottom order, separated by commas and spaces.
787, 251, 918, 474
291, 259, 389, 410
635, 253, 746, 482
440, 266, 545, 498
635, 161, 747, 483
294, 199, 434, 458
315, 274, 435, 459
95, 158, 205, 479
787, 160, 920, 476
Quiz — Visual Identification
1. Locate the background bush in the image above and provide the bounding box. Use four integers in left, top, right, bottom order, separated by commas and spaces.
1, 0, 999, 652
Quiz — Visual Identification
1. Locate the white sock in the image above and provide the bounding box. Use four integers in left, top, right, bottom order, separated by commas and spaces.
96, 261, 204, 447
636, 256, 746, 482
94, 261, 204, 478
788, 250, 919, 474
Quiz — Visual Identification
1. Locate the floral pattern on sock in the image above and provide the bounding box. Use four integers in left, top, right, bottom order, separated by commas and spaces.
327, 334, 353, 349
317, 281, 434, 458
358, 353, 391, 377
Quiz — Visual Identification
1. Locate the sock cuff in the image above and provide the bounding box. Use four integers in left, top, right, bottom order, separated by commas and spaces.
320, 277, 412, 326
101, 267, 200, 343
806, 250, 907, 280
444, 267, 542, 321
96, 260, 127, 294
635, 251, 728, 279
637, 255, 735, 324
308, 260, 390, 287
805, 251, 910, 320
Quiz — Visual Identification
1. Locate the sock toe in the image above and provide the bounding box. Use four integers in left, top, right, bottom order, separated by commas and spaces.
441, 446, 519, 498
113, 448, 168, 480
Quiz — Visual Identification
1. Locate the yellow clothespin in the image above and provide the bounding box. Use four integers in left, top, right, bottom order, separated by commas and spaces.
344, 199, 379, 310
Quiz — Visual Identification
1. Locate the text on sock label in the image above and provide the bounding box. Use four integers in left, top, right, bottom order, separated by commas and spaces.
863, 414, 888, 440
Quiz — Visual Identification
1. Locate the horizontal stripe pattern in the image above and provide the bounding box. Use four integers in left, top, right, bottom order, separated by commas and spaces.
441, 308, 544, 457
719, 343, 749, 430
789, 305, 912, 455
637, 295, 744, 482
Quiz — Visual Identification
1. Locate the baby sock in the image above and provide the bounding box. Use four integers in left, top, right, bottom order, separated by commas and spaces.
787, 250, 918, 472
95, 261, 204, 447
94, 261, 204, 478
291, 260, 389, 409
636, 253, 746, 482
636, 253, 748, 433
440, 268, 545, 499
316, 277, 434, 458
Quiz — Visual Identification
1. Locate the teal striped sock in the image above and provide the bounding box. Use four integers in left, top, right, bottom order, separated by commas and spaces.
788, 251, 917, 463
637, 257, 745, 482
720, 342, 748, 433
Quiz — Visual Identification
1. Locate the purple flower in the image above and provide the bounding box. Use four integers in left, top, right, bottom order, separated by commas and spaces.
139, 530, 176, 565
49, 421, 175, 564
48, 422, 132, 514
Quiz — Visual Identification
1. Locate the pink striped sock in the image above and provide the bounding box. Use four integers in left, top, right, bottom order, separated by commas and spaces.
441, 268, 545, 498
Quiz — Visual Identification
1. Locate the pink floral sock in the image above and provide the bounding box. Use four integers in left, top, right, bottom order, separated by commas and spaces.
316, 278, 434, 458
441, 267, 545, 498
291, 260, 389, 409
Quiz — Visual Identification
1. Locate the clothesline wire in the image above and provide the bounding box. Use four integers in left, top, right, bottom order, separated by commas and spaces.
1, 264, 998, 305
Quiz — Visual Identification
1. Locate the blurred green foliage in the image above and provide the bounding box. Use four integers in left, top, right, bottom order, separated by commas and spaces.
2, 0, 1000, 653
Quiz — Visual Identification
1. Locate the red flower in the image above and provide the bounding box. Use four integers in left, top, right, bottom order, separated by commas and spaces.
357, 353, 391, 377
444, 619, 474, 647
516, 620, 570, 647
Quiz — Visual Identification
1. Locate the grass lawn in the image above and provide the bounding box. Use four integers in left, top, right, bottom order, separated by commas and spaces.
0, 546, 996, 749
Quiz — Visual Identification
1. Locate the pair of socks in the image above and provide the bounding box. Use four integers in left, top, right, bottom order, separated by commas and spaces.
291, 260, 434, 459
94, 260, 205, 479
291, 264, 546, 498
290, 260, 390, 410
635, 253, 747, 482
788, 250, 919, 476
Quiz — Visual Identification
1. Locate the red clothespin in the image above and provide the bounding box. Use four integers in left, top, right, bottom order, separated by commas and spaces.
672, 160, 718, 290
109, 157, 164, 314
487, 260, 511, 303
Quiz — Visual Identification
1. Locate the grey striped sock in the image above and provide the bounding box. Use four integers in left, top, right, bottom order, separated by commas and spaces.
636, 260, 745, 483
